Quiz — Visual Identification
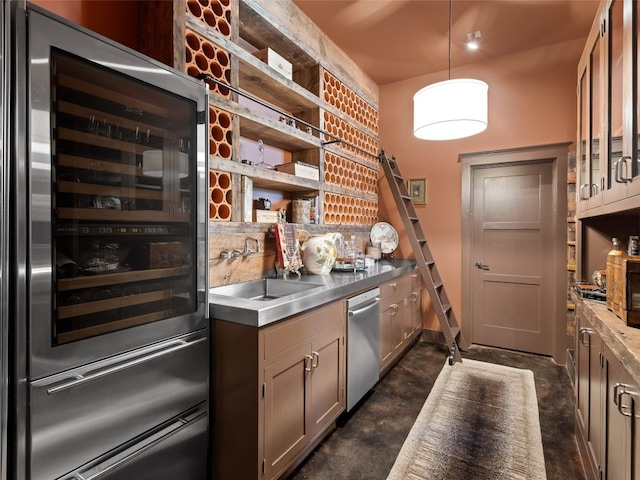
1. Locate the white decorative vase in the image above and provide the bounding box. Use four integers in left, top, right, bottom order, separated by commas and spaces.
299, 232, 341, 274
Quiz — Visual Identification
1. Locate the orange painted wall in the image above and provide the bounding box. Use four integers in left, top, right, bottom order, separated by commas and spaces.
30, 0, 138, 49
378, 39, 583, 331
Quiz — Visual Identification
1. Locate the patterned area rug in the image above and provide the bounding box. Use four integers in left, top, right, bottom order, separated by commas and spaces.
386, 359, 547, 480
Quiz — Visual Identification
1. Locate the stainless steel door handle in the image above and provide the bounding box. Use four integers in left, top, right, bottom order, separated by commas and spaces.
348, 298, 380, 316
305, 355, 314, 372
60, 405, 207, 480
475, 262, 490, 270
41, 334, 207, 395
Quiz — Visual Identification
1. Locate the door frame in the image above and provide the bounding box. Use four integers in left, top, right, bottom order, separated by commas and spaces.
461, 143, 570, 364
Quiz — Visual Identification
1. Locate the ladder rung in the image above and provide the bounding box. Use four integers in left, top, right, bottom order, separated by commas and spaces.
441, 303, 452, 314
434, 281, 443, 290
401, 194, 411, 201
393, 173, 403, 181
409, 216, 418, 222
450, 326, 460, 338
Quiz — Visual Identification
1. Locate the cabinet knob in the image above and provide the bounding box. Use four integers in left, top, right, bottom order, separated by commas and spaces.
389, 282, 398, 288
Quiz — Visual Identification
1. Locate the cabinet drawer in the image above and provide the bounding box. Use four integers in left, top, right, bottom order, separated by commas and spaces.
30, 330, 208, 480
262, 300, 345, 360
380, 273, 412, 304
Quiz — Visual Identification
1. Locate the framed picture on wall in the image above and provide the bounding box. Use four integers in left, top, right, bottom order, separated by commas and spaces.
408, 178, 426, 205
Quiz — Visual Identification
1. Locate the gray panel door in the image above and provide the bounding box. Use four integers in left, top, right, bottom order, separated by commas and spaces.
471, 161, 554, 355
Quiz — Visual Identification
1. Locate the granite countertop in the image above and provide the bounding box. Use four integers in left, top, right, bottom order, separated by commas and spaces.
577, 295, 640, 386
209, 259, 417, 327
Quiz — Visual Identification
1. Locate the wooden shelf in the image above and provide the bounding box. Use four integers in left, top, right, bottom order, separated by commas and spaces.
57, 309, 172, 344
210, 95, 321, 151
58, 154, 140, 176
238, 1, 317, 70
57, 288, 179, 320
209, 156, 320, 192
58, 100, 169, 138
56, 208, 188, 222
57, 71, 183, 121
58, 127, 150, 155
186, 16, 321, 114
58, 265, 191, 291
58, 181, 165, 201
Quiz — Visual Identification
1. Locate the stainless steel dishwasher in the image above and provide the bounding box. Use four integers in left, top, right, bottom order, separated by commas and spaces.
346, 287, 380, 411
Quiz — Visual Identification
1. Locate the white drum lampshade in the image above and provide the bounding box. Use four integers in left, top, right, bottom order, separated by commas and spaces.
142, 150, 189, 178
413, 78, 488, 141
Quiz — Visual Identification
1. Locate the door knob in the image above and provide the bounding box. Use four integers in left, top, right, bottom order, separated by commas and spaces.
475, 262, 490, 270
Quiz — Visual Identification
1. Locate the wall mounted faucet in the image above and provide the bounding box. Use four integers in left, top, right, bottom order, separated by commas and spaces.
243, 237, 260, 256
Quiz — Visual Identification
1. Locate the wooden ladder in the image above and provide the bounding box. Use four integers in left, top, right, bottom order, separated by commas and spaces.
378, 150, 468, 364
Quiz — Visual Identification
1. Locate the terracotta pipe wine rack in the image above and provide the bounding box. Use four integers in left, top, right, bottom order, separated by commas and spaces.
185, 30, 231, 99
322, 69, 379, 135
183, 9, 234, 222
186, 0, 231, 38
322, 192, 378, 226
209, 169, 232, 221
208, 106, 233, 159
323, 151, 377, 195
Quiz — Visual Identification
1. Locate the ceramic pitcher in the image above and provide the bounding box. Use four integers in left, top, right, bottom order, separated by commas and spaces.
299, 232, 342, 274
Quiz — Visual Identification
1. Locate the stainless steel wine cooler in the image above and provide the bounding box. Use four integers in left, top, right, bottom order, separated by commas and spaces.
7, 3, 210, 479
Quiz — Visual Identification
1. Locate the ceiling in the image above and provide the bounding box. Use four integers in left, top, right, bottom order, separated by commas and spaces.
291, 0, 600, 85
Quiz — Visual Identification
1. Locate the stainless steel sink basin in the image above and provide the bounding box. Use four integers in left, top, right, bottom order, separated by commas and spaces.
210, 278, 324, 301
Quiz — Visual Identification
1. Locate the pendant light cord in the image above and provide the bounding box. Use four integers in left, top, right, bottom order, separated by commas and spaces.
448, 0, 452, 80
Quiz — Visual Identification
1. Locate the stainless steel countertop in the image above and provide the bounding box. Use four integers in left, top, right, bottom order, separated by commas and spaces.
209, 259, 417, 327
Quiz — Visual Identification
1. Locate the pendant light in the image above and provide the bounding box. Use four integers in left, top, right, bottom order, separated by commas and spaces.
413, 0, 488, 141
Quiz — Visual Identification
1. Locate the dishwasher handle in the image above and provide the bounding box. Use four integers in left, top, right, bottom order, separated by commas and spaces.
348, 298, 380, 316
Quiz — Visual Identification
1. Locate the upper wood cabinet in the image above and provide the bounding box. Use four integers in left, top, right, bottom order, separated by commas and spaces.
578, 0, 640, 217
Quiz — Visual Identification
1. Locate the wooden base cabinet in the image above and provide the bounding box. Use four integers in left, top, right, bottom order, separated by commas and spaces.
379, 272, 423, 373
575, 298, 640, 480
604, 344, 640, 480
213, 300, 346, 480
575, 305, 605, 480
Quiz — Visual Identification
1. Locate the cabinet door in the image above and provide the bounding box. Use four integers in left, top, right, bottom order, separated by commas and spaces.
308, 322, 345, 439
588, 330, 605, 478
578, 14, 605, 212
409, 290, 422, 336
379, 303, 396, 370
604, 0, 628, 204
624, 0, 640, 199
605, 346, 640, 480
263, 343, 311, 480
576, 309, 605, 479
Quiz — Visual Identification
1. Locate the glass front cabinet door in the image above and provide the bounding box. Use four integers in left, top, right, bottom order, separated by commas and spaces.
578, 10, 604, 212
580, 0, 640, 214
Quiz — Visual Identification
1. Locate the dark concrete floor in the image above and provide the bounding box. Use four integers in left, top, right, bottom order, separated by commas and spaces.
288, 337, 586, 480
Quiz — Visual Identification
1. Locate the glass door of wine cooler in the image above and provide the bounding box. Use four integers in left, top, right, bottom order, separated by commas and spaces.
52, 49, 198, 344
27, 9, 208, 379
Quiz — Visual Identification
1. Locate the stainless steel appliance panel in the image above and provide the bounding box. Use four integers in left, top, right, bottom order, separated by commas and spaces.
346, 288, 380, 411
58, 404, 208, 480
26, 6, 209, 379
29, 330, 208, 480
